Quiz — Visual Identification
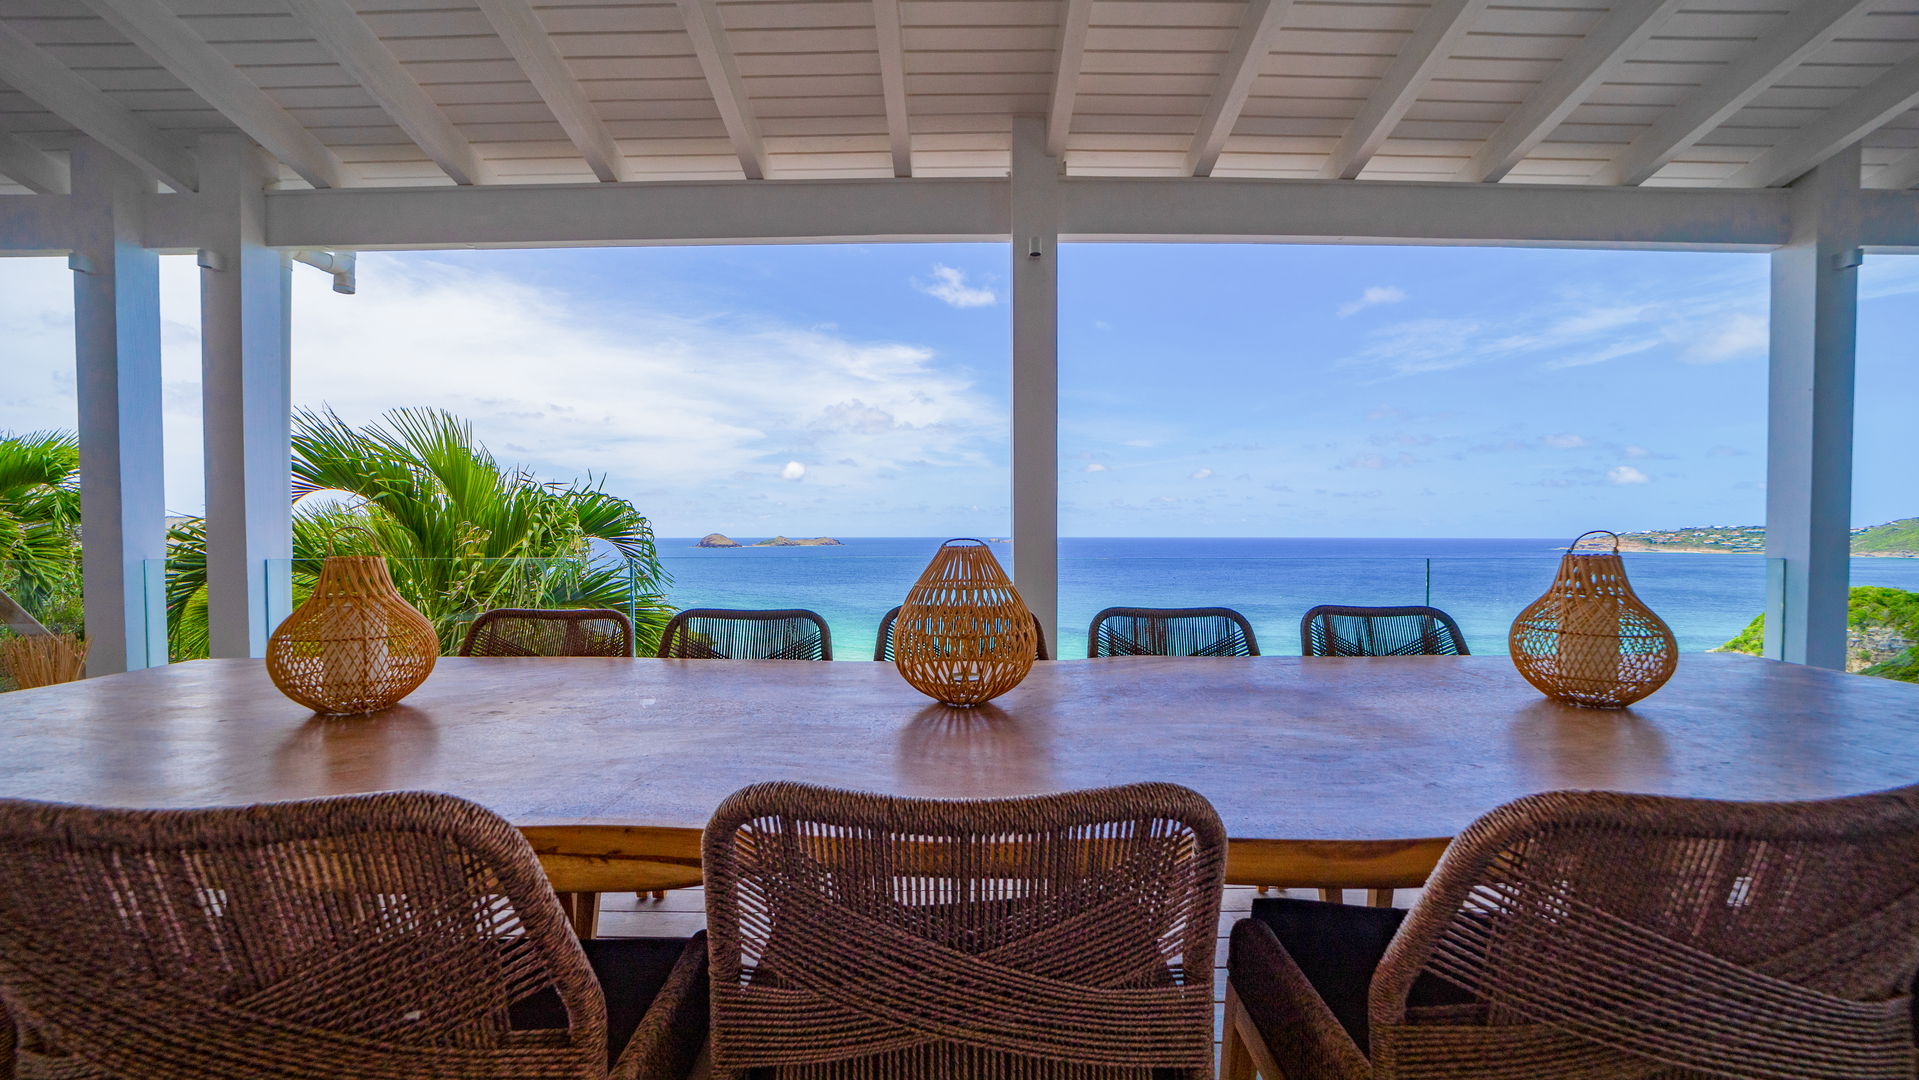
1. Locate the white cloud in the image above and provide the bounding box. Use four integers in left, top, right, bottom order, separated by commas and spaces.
1342, 269, 1768, 378
1608, 465, 1651, 485
1541, 433, 1587, 449
268, 257, 1003, 532
1084, 463, 1109, 472
1190, 467, 1214, 480
1337, 285, 1407, 318
914, 265, 997, 308
1624, 444, 1651, 458
1683, 311, 1766, 363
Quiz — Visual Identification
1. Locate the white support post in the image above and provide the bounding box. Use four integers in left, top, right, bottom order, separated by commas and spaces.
1765, 144, 1861, 669
197, 134, 293, 658
68, 139, 166, 674
1010, 117, 1059, 651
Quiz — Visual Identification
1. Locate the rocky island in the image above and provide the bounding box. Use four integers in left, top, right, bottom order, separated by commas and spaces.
695, 533, 841, 548
751, 536, 842, 547
1618, 517, 1919, 557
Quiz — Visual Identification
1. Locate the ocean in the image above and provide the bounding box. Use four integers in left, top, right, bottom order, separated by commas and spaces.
654, 537, 1919, 662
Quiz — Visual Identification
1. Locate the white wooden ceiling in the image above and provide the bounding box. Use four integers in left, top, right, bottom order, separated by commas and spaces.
2, 0, 1919, 197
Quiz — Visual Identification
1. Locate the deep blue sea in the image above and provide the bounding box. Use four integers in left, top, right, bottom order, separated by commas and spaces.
653, 537, 1919, 661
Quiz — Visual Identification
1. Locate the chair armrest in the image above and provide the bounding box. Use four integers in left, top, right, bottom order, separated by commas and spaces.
1228, 918, 1371, 1080
610, 934, 710, 1080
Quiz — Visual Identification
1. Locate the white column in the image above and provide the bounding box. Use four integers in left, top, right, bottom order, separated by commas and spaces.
197, 134, 293, 658
1765, 144, 1861, 669
68, 139, 166, 674
1010, 117, 1060, 651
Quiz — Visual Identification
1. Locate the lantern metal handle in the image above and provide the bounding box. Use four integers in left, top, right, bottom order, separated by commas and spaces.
1568, 529, 1620, 553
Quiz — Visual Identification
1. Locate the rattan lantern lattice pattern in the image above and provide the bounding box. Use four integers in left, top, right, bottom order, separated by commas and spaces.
1509, 530, 1678, 709
266, 555, 438, 715
893, 538, 1038, 706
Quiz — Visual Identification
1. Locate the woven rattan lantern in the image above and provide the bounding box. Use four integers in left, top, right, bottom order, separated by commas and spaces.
1509, 530, 1677, 709
894, 538, 1038, 706
266, 555, 438, 715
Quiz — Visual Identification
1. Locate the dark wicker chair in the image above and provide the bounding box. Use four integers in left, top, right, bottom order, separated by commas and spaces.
1087, 605, 1260, 658
459, 606, 636, 658
1299, 604, 1468, 657
656, 607, 832, 660
0, 791, 708, 1080
873, 604, 1051, 661
703, 780, 1226, 1079
1222, 784, 1919, 1080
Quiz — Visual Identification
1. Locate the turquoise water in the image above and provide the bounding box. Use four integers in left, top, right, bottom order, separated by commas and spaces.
655, 537, 1919, 661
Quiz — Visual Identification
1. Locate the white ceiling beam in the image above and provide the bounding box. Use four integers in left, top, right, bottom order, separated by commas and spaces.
1457, 0, 1685, 183
81, 0, 344, 189
1869, 147, 1919, 191
1728, 54, 1919, 188
220, 172, 1831, 252
677, 0, 769, 180
873, 0, 911, 177
1612, 1, 1873, 186
0, 129, 68, 194
1320, 0, 1488, 180
1047, 0, 1094, 158
0, 23, 196, 192
288, 0, 487, 186
0, 193, 71, 252
1063, 176, 1789, 250
258, 177, 1009, 250
474, 0, 625, 183
1188, 0, 1296, 176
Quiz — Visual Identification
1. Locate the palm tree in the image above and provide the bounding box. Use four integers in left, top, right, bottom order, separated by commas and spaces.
169, 407, 671, 658
0, 431, 83, 636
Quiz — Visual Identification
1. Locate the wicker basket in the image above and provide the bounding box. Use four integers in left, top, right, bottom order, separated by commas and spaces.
266, 556, 438, 715
893, 539, 1038, 706
1509, 530, 1677, 708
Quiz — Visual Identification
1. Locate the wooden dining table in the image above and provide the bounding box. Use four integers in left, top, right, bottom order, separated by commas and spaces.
5, 652, 1919, 927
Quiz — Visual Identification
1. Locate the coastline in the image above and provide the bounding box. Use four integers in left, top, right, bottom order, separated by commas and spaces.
1616, 540, 1916, 559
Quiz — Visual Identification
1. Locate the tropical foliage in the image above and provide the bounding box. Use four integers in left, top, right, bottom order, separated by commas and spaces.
1719, 585, 1919, 683
0, 430, 84, 638
167, 408, 671, 659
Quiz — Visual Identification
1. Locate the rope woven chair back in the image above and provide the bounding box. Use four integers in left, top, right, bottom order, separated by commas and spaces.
1300, 604, 1468, 657
458, 606, 635, 658
1367, 785, 1919, 1080
874, 605, 1051, 662
1086, 606, 1260, 658
657, 608, 833, 661
0, 792, 607, 1080
703, 781, 1227, 1080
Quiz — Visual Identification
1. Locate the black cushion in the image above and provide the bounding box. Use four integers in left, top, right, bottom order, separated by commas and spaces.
509, 933, 704, 1065
1247, 897, 1403, 1052
1244, 897, 1474, 1054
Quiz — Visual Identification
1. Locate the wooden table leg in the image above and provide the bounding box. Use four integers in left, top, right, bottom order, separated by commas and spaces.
557, 891, 600, 938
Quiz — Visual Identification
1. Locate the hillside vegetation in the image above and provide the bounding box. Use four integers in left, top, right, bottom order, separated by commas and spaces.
1621, 517, 1919, 556
1853, 517, 1919, 556
1719, 586, 1919, 682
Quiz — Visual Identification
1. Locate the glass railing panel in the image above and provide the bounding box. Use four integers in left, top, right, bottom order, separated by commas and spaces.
1427, 551, 1771, 657
657, 537, 974, 661
1058, 554, 1429, 659
142, 543, 1919, 670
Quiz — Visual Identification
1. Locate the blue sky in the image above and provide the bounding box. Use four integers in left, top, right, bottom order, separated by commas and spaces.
1, 242, 1913, 538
